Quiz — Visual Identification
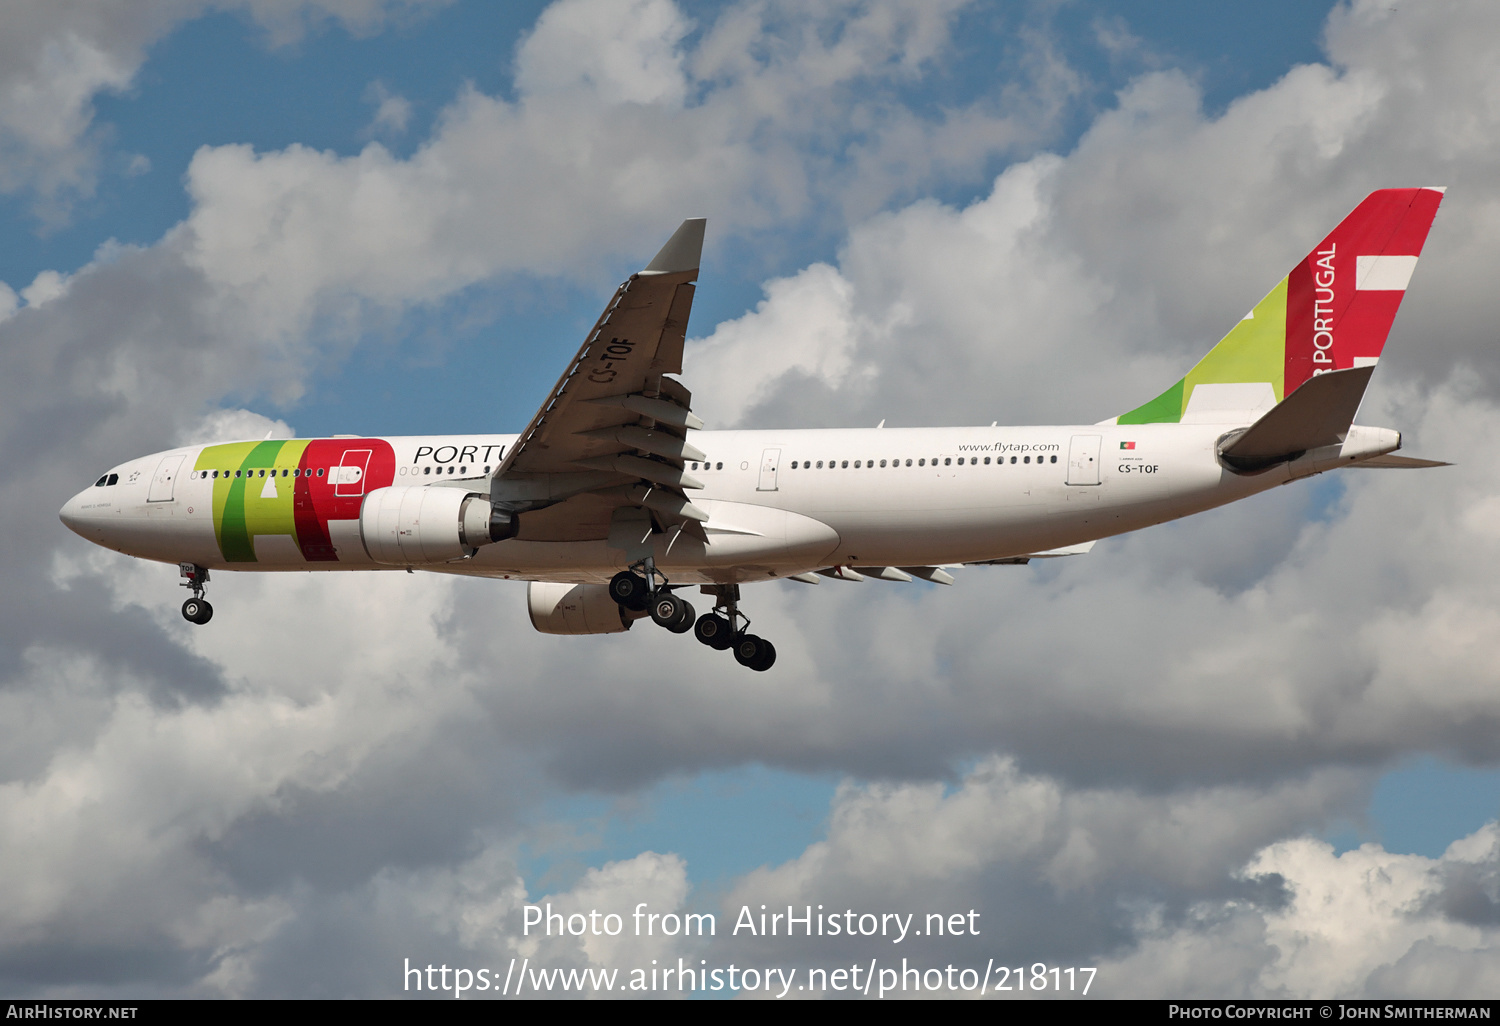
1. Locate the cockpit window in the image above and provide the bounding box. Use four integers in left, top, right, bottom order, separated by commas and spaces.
106, 474, 118, 486
95, 476, 108, 487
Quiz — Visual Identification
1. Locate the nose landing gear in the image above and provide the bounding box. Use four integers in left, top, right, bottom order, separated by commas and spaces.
608, 569, 775, 670
179, 563, 213, 625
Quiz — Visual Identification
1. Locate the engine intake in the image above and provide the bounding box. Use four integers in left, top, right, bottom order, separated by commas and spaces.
359, 486, 496, 565
528, 582, 637, 635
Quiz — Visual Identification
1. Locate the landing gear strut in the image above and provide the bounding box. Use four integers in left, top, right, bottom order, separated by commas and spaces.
611, 559, 695, 633
179, 562, 213, 625
608, 566, 774, 670
697, 585, 776, 672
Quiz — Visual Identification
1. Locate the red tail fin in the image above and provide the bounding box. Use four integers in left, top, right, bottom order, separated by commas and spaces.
1284, 187, 1444, 393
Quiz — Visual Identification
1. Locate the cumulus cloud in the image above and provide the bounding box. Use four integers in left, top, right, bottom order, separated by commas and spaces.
362, 81, 414, 138
1101, 827, 1500, 998
177, 408, 295, 446
516, 0, 692, 107
0, 0, 447, 224
699, 762, 1500, 998
158, 0, 1068, 358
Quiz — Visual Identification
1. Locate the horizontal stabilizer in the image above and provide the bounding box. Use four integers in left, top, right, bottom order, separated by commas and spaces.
1219, 365, 1374, 471
1347, 454, 1451, 469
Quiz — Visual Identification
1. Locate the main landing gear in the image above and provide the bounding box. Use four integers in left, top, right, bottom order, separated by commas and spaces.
609, 568, 775, 671
179, 562, 213, 625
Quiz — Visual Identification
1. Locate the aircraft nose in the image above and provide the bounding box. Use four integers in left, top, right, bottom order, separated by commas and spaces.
59, 491, 87, 535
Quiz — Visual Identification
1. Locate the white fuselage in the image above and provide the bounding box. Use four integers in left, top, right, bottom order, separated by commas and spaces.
58, 421, 1376, 586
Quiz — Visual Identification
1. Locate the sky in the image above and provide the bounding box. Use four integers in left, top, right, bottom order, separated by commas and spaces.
5, 0, 1500, 1000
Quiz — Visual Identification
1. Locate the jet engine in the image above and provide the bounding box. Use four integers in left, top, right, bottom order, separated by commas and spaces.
528, 581, 638, 635
359, 486, 495, 564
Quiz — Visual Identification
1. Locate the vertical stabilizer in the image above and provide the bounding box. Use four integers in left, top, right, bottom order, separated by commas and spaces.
1114, 188, 1444, 425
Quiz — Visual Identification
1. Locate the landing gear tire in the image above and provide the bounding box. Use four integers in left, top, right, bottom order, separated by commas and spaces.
733, 634, 776, 671
668, 600, 695, 633
650, 592, 687, 629
694, 613, 735, 650
182, 598, 213, 625
609, 571, 651, 611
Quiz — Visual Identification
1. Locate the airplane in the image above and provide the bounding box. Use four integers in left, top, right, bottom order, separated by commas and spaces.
59, 188, 1449, 671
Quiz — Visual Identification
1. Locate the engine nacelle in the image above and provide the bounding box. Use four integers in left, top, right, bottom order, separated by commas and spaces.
528, 581, 635, 635
359, 486, 494, 565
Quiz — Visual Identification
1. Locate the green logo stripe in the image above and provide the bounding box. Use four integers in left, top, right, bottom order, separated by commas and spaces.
1118, 379, 1184, 426
1118, 276, 1289, 424
1183, 276, 1288, 407
195, 440, 312, 562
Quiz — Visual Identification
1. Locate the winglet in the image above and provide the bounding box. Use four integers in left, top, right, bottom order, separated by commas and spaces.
642, 218, 706, 275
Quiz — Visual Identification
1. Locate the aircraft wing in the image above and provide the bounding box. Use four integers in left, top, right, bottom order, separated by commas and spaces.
490, 220, 711, 544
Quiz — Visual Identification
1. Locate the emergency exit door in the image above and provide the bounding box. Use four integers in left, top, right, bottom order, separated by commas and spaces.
332, 449, 373, 497
757, 448, 781, 491
147, 454, 185, 502
1066, 435, 1102, 485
